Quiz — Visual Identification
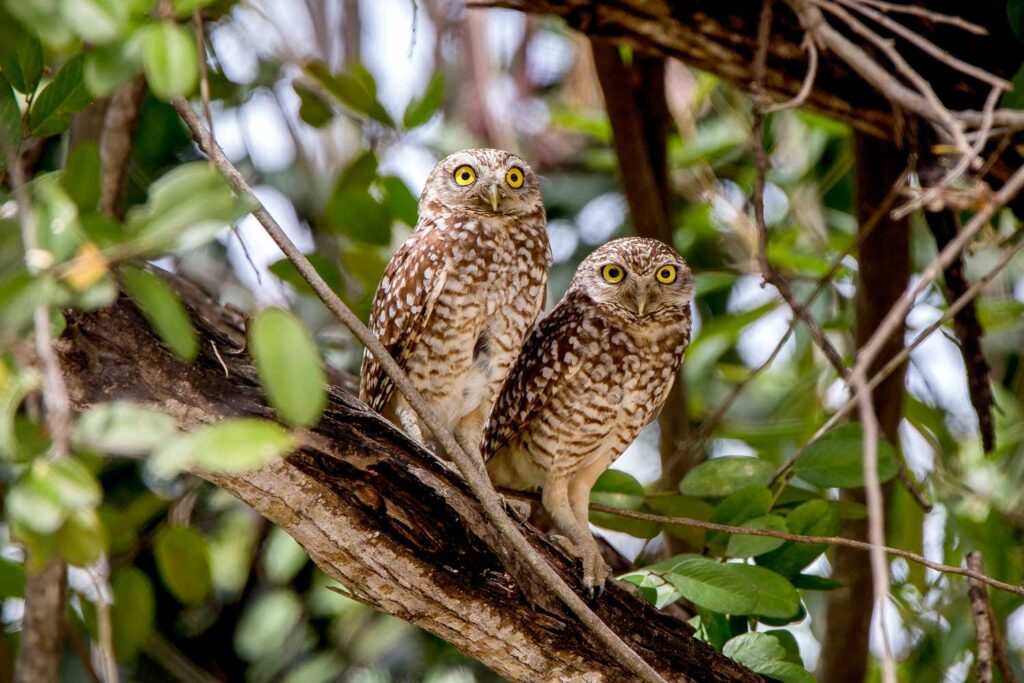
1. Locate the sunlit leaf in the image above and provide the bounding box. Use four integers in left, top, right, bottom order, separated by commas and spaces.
793, 423, 898, 488
250, 308, 327, 428
154, 526, 212, 605
665, 557, 757, 615
141, 22, 197, 100
120, 266, 199, 362
57, 507, 107, 566
723, 632, 786, 670
589, 469, 660, 538
150, 418, 294, 477
74, 401, 179, 455
679, 457, 774, 498
59, 0, 129, 45
84, 37, 144, 97
234, 589, 303, 661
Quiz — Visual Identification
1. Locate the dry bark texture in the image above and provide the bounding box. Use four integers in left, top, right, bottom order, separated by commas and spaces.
54, 273, 761, 683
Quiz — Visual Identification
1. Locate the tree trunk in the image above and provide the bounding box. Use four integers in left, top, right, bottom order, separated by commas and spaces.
818, 132, 908, 683
54, 273, 762, 683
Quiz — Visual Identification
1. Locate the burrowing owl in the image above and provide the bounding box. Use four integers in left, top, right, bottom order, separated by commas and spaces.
360, 149, 551, 457
483, 237, 693, 591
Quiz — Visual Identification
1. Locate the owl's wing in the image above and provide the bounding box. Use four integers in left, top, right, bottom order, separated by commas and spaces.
482, 294, 589, 458
359, 222, 450, 413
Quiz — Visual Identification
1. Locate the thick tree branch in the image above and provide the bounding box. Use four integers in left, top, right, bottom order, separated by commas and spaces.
54, 281, 762, 683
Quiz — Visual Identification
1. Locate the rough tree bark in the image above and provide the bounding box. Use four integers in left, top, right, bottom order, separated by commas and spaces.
817, 132, 909, 683
53, 273, 761, 683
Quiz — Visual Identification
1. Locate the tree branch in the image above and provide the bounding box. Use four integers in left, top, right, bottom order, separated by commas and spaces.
54, 281, 762, 683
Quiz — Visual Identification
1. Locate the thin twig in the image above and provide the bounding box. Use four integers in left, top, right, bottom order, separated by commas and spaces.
850, 0, 988, 35
85, 565, 118, 683
773, 199, 1024, 483
170, 98, 667, 683
192, 11, 214, 139
500, 490, 1024, 597
765, 35, 818, 112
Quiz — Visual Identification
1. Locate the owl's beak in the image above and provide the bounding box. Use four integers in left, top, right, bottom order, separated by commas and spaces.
629, 286, 649, 317
488, 184, 500, 211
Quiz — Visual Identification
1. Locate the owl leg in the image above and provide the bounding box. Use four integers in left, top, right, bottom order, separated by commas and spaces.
394, 402, 425, 445
543, 470, 606, 596
454, 406, 488, 475
568, 469, 611, 593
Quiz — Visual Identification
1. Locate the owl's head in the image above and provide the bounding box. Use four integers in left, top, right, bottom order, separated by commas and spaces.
571, 237, 694, 321
422, 148, 541, 216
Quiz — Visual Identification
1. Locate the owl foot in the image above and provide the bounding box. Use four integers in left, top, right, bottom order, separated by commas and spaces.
548, 534, 610, 598
503, 497, 533, 523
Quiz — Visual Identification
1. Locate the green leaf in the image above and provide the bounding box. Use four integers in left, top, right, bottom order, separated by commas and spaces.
111, 568, 155, 661
150, 418, 294, 477
790, 573, 844, 590
764, 628, 804, 665
250, 308, 327, 428
793, 423, 898, 488
126, 162, 250, 254
294, 81, 333, 128
120, 266, 199, 362
680, 457, 774, 498
141, 22, 197, 100
29, 55, 93, 137
754, 661, 816, 683
758, 499, 839, 577
725, 515, 788, 558
234, 589, 303, 662
305, 62, 393, 127
172, 0, 217, 18
646, 494, 713, 549
0, 557, 26, 598
723, 632, 787, 669
0, 13, 43, 93
62, 142, 101, 211
589, 469, 660, 538
731, 563, 801, 619
74, 401, 179, 455
0, 73, 21, 160
6, 465, 65, 533
324, 187, 392, 245
707, 485, 772, 553
665, 557, 756, 615
57, 507, 107, 566
0, 359, 41, 462
263, 527, 308, 584
0, 274, 57, 344
47, 457, 103, 509
402, 73, 444, 128
84, 37, 144, 97
59, 0, 129, 45
154, 525, 212, 605
380, 175, 419, 227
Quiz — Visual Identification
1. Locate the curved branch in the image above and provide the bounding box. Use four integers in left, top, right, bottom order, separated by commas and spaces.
54, 281, 761, 683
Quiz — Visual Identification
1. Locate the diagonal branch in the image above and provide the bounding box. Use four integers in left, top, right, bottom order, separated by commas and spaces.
54, 282, 762, 683
170, 98, 668, 683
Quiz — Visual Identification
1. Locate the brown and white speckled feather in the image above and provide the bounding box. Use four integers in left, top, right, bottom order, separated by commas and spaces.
482, 237, 693, 590
359, 149, 551, 451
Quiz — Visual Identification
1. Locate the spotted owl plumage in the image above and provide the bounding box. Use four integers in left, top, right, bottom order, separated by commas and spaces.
483, 237, 694, 591
359, 149, 551, 455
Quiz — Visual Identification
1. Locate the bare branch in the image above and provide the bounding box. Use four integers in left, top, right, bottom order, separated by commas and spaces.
968, 551, 996, 683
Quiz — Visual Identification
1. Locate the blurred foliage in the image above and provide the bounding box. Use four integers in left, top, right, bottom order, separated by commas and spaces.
0, 0, 1023, 681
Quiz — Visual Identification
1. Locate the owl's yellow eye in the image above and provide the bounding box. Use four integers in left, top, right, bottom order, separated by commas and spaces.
505, 167, 524, 188
453, 165, 476, 186
601, 264, 625, 283
656, 265, 677, 284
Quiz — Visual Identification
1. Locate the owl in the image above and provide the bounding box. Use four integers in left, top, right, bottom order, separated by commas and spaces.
483, 237, 694, 592
360, 149, 551, 460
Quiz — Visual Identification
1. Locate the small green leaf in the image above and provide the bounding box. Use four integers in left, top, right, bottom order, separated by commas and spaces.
680, 457, 774, 498
380, 175, 419, 227
120, 266, 199, 362
790, 573, 844, 590
793, 423, 898, 488
589, 469, 660, 539
324, 187, 392, 245
6, 465, 65, 533
646, 494, 713, 549
732, 563, 801, 619
402, 73, 444, 128
294, 81, 333, 128
150, 418, 294, 477
62, 142, 101, 211
665, 557, 756, 615
59, 0, 129, 45
234, 589, 303, 662
0, 274, 57, 344
758, 499, 839, 578
84, 38, 144, 97
172, 0, 217, 17
111, 567, 155, 661
754, 661, 816, 683
154, 525, 212, 605
0, 73, 21, 160
0, 14, 44, 93
29, 55, 94, 137
74, 401, 179, 455
0, 557, 26, 598
725, 515, 788, 558
250, 308, 327, 428
263, 527, 308, 584
305, 62, 393, 127
47, 457, 103, 509
723, 632, 786, 669
57, 507, 107, 566
141, 23, 197, 100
